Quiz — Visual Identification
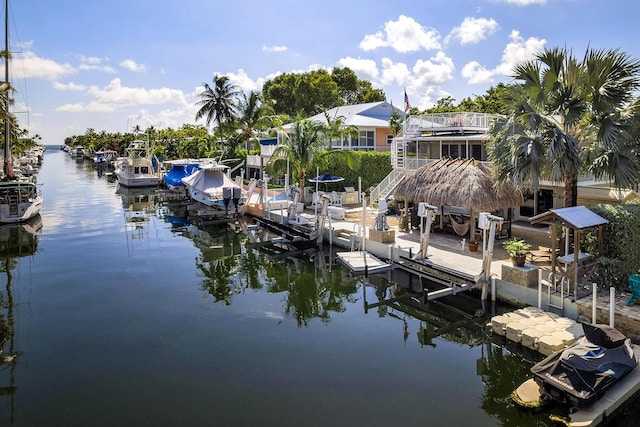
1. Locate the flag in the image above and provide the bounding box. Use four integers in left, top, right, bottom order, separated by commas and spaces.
404, 89, 411, 112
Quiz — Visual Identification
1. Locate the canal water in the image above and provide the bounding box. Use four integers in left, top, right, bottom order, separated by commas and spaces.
1, 149, 637, 426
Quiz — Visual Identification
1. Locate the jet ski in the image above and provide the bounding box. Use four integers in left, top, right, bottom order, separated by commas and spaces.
531, 323, 637, 408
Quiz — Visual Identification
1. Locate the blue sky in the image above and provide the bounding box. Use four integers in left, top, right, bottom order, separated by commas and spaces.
6, 0, 640, 144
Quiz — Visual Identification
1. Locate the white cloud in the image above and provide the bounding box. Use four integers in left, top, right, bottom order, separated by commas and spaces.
262, 45, 288, 53
12, 51, 76, 80
226, 69, 265, 93
461, 61, 494, 84
447, 17, 500, 45
52, 81, 87, 91
378, 58, 411, 87
494, 30, 546, 76
56, 78, 189, 114
56, 103, 86, 112
120, 59, 146, 72
360, 15, 441, 53
338, 56, 380, 82
77, 55, 116, 73
412, 51, 455, 85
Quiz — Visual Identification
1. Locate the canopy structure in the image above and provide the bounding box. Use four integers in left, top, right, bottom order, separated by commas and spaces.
530, 206, 608, 298
394, 158, 523, 240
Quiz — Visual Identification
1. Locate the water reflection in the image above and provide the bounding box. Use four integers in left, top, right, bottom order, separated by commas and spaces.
0, 215, 42, 425
116, 185, 159, 243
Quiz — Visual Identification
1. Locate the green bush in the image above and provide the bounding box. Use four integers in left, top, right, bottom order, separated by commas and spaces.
584, 202, 640, 289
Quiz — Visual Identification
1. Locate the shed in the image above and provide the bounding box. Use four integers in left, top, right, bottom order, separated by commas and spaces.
530, 206, 608, 297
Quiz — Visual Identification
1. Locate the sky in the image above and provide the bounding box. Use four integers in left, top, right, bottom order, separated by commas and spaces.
5, 0, 640, 144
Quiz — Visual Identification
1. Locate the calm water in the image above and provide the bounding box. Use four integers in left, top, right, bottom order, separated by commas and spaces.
1, 149, 637, 426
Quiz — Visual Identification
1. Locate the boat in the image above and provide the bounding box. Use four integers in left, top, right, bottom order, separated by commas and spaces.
181, 163, 246, 216
0, 2, 43, 224
114, 139, 160, 188
93, 150, 118, 168
530, 323, 637, 408
162, 159, 201, 189
69, 146, 85, 158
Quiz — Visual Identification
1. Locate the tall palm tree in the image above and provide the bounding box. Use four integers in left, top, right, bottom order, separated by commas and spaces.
267, 117, 355, 203
236, 90, 271, 152
195, 74, 241, 156
322, 110, 358, 150
487, 47, 640, 207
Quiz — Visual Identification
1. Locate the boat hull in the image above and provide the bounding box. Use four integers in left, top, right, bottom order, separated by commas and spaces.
0, 183, 43, 224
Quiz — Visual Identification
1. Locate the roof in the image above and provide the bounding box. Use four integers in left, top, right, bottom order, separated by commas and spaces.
529, 205, 608, 230
393, 157, 523, 211
282, 101, 404, 130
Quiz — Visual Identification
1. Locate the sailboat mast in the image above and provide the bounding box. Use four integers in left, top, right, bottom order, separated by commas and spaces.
3, 0, 9, 164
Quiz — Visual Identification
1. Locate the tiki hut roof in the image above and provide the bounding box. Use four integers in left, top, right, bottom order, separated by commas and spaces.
393, 158, 523, 211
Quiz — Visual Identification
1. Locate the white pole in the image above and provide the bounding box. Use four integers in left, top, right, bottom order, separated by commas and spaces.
314, 166, 319, 217
538, 268, 543, 310
610, 287, 615, 327
285, 157, 289, 189
592, 283, 597, 324
361, 192, 366, 252
358, 177, 362, 203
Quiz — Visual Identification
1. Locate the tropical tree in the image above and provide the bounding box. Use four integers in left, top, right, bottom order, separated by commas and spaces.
235, 90, 273, 152
486, 47, 640, 207
195, 74, 242, 156
322, 110, 358, 150
266, 117, 356, 203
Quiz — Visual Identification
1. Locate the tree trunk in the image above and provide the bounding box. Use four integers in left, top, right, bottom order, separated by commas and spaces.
563, 173, 578, 207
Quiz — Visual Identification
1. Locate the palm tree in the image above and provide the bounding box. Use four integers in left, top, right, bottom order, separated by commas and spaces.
322, 110, 358, 150
195, 74, 241, 156
267, 117, 356, 203
235, 90, 271, 152
486, 47, 640, 207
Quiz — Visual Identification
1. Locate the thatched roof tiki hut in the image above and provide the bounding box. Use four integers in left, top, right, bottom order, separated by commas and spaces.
394, 158, 524, 243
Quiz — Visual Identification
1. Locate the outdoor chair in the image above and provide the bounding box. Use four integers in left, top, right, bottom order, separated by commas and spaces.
626, 274, 640, 306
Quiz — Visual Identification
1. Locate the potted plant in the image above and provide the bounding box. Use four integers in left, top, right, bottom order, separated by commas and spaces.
502, 238, 531, 267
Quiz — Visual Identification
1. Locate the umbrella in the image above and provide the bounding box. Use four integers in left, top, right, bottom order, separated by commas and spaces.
309, 173, 345, 184
309, 172, 345, 193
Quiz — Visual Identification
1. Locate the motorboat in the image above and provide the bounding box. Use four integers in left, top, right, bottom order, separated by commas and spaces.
162, 159, 201, 189
69, 146, 85, 158
530, 323, 637, 408
0, 4, 43, 224
0, 179, 43, 224
93, 150, 118, 168
181, 163, 246, 216
114, 140, 160, 188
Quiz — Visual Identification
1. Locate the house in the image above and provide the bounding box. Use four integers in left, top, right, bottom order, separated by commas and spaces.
281, 101, 405, 151
246, 101, 404, 181
371, 111, 639, 222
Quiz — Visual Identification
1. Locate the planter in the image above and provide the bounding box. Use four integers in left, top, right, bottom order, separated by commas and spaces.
468, 242, 479, 252
511, 255, 527, 267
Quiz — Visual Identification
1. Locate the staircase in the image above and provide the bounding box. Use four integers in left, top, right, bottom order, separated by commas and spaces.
369, 170, 406, 207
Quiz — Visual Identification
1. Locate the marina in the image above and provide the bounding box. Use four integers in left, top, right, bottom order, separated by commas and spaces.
2, 151, 640, 426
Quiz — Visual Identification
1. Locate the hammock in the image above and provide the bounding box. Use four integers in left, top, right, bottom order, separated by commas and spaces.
448, 214, 470, 236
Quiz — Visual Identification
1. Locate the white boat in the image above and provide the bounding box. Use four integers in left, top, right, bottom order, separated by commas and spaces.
0, 2, 43, 224
94, 149, 118, 168
69, 146, 85, 158
114, 139, 160, 188
181, 164, 246, 215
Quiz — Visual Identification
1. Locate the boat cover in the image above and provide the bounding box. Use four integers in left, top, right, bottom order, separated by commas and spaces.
531, 323, 637, 407
163, 163, 200, 188
181, 166, 240, 197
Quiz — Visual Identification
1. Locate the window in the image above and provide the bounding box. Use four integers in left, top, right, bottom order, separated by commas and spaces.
441, 142, 469, 159
356, 130, 374, 150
